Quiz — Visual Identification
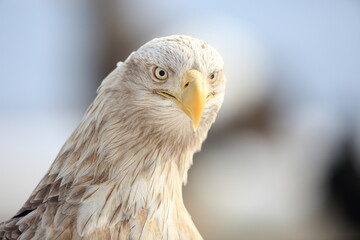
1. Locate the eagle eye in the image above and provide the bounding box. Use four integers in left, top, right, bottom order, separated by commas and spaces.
153, 67, 168, 81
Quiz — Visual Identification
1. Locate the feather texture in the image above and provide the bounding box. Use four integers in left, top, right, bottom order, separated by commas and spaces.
0, 35, 225, 240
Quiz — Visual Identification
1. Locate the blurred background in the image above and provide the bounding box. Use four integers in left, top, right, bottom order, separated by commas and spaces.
1, 0, 360, 239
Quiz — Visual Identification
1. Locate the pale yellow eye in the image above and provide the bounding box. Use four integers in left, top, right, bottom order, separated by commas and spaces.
153, 67, 168, 81
209, 72, 216, 83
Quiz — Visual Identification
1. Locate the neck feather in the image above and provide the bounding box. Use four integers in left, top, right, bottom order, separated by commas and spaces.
49, 91, 203, 237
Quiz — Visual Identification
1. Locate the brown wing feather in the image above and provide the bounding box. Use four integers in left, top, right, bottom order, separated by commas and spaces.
0, 173, 64, 239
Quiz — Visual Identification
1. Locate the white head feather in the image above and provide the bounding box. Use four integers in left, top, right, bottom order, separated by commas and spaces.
102, 35, 224, 150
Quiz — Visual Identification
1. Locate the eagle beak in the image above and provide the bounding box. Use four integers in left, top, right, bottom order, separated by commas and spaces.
179, 70, 207, 131
156, 69, 210, 131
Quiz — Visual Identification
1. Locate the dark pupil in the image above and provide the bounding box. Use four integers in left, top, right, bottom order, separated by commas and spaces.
210, 74, 215, 79
159, 70, 165, 76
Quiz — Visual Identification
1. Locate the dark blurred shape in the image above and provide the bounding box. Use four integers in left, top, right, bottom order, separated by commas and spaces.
93, 0, 146, 86
327, 131, 360, 229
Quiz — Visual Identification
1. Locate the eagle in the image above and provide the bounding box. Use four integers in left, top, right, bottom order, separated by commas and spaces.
0, 35, 225, 240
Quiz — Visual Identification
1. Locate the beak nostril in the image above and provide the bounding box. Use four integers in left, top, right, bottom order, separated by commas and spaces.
184, 82, 190, 88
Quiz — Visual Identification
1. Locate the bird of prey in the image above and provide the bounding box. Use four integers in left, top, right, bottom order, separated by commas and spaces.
0, 35, 225, 240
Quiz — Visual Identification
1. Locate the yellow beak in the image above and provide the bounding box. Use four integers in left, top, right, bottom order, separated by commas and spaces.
179, 70, 207, 131
156, 69, 208, 131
